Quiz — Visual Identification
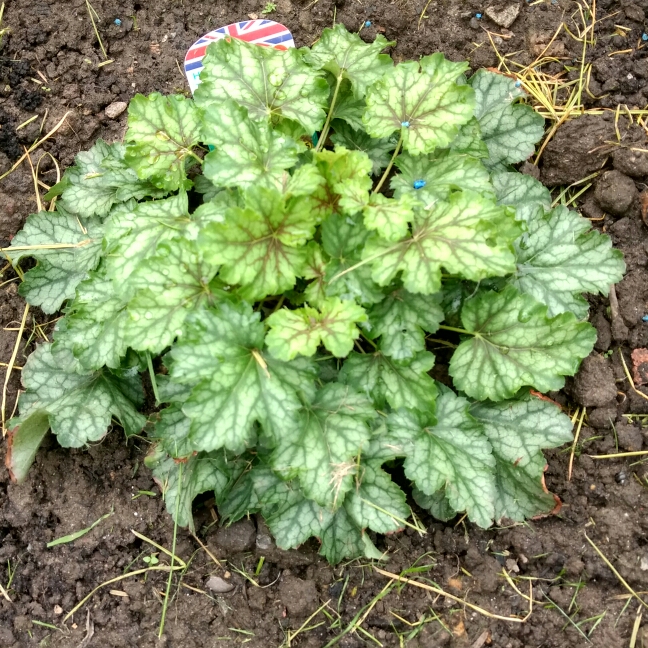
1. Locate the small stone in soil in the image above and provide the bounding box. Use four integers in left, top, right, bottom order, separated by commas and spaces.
214, 519, 256, 553
615, 421, 644, 452
205, 576, 235, 593
594, 170, 637, 217
485, 3, 520, 28
105, 101, 128, 119
571, 354, 617, 408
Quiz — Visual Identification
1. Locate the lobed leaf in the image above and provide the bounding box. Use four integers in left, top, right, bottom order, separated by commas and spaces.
9, 207, 103, 314
195, 37, 329, 133
364, 55, 474, 155
449, 286, 597, 401
266, 297, 367, 361
125, 93, 203, 190
12, 344, 145, 448
469, 70, 545, 167
510, 205, 626, 317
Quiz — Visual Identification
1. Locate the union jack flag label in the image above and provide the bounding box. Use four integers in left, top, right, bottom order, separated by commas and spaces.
184, 20, 295, 94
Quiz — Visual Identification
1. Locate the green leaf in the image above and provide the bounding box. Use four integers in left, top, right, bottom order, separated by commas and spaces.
321, 213, 385, 305
104, 192, 196, 283
125, 93, 203, 191
391, 150, 494, 204
149, 404, 194, 459
195, 37, 329, 133
148, 448, 238, 532
202, 100, 302, 190
305, 23, 394, 97
449, 286, 597, 401
449, 119, 489, 158
53, 266, 129, 370
510, 205, 626, 317
10, 208, 103, 314
471, 395, 573, 520
345, 462, 410, 533
168, 301, 317, 453
14, 344, 145, 448
492, 171, 551, 224
364, 56, 474, 155
271, 383, 375, 507
124, 238, 220, 353
390, 389, 496, 528
5, 410, 50, 483
53, 139, 166, 218
328, 80, 366, 130
319, 507, 380, 563
363, 193, 416, 242
340, 350, 437, 415
266, 297, 367, 361
362, 191, 519, 295
365, 287, 444, 360
199, 186, 318, 301
330, 121, 397, 174
469, 70, 545, 167
412, 487, 456, 522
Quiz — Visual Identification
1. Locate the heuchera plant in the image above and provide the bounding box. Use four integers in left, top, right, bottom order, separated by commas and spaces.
6, 25, 625, 563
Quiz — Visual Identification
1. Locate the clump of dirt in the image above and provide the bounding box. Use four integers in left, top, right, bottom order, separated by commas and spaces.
2, 1, 648, 647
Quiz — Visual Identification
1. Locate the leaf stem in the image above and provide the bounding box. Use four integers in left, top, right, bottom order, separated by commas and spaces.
159, 463, 182, 638
186, 150, 203, 165
316, 73, 343, 153
437, 324, 472, 335
146, 353, 160, 406
372, 130, 403, 194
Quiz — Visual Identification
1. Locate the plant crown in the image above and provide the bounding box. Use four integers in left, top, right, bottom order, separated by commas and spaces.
7, 25, 624, 563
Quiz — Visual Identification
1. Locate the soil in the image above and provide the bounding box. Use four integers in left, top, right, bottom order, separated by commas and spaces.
2, 1, 648, 646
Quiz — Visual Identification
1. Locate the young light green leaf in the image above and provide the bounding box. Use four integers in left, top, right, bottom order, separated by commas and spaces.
469, 70, 545, 167
195, 37, 329, 133
168, 301, 317, 453
364, 56, 474, 155
363, 193, 416, 242
305, 23, 394, 97
390, 389, 496, 528
266, 297, 367, 361
362, 191, 519, 295
271, 383, 375, 507
510, 205, 626, 317
53, 266, 129, 370
471, 395, 573, 520
449, 286, 597, 401
391, 150, 494, 204
340, 350, 437, 415
124, 238, 220, 353
365, 287, 444, 360
199, 186, 318, 301
9, 207, 103, 314
330, 121, 397, 174
13, 344, 145, 448
313, 147, 373, 217
125, 93, 203, 190
51, 140, 166, 218
201, 100, 302, 190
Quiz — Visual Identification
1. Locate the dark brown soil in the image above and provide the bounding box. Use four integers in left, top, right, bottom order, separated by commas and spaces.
2, 1, 648, 647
